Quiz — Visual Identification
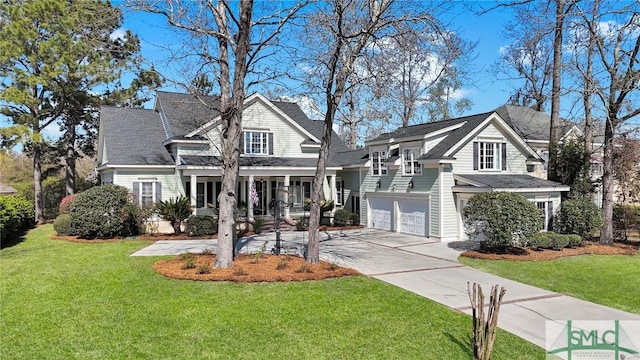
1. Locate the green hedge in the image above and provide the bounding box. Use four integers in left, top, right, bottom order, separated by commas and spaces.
53, 214, 73, 236
554, 197, 603, 238
69, 185, 145, 239
185, 216, 217, 237
0, 195, 35, 239
529, 232, 582, 250
463, 192, 542, 249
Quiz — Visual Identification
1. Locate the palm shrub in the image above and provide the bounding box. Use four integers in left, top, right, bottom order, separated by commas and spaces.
156, 196, 191, 234
69, 185, 137, 239
553, 196, 603, 239
464, 192, 542, 250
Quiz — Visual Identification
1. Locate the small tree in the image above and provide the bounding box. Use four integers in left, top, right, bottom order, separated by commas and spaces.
464, 192, 542, 250
156, 196, 192, 235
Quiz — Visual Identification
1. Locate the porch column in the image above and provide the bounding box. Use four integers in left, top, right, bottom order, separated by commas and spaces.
248, 175, 254, 222
284, 175, 290, 218
190, 175, 197, 215
330, 175, 337, 220
266, 178, 271, 216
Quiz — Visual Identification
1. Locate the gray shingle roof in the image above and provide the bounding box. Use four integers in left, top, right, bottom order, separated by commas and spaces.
332, 148, 369, 167
99, 107, 174, 166
493, 105, 575, 142
456, 174, 567, 189
155, 91, 221, 138
419, 112, 494, 160
370, 114, 480, 142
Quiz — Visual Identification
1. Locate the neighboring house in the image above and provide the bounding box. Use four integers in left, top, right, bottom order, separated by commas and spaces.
96, 91, 360, 221
0, 183, 17, 195
495, 105, 605, 206
356, 111, 570, 242
96, 92, 568, 241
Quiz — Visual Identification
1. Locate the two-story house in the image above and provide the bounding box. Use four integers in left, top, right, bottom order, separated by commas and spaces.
348, 111, 570, 241
96, 92, 569, 241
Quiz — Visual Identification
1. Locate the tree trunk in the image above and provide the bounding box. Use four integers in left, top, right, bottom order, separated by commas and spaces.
214, 0, 253, 268
33, 134, 44, 223
599, 114, 615, 245
65, 123, 76, 195
548, 0, 565, 183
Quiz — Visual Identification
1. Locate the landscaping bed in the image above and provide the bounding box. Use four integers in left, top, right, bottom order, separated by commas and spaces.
154, 253, 360, 282
461, 240, 638, 261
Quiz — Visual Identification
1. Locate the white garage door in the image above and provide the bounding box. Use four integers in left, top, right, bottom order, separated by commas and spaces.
369, 197, 393, 231
398, 199, 428, 237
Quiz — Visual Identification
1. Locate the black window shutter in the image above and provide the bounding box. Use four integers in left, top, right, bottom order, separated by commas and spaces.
215, 182, 222, 207
155, 182, 162, 203
133, 182, 140, 205
547, 201, 554, 230
206, 181, 213, 206
502, 142, 507, 170
472, 142, 479, 170
239, 132, 245, 154
341, 180, 345, 205
268, 133, 274, 155
185, 182, 191, 200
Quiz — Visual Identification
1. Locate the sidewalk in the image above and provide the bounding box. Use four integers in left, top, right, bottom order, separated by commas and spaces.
132, 229, 640, 348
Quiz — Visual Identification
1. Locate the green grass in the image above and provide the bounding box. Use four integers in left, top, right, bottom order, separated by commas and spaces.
1, 225, 543, 359
460, 253, 640, 314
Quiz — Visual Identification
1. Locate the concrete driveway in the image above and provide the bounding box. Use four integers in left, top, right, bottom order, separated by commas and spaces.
132, 229, 640, 348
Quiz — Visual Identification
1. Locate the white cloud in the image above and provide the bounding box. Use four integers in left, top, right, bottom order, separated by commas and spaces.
110, 28, 127, 41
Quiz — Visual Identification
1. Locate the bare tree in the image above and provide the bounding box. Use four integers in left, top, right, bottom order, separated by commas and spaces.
575, 0, 640, 245
300, 0, 451, 263
132, 0, 304, 267
495, 3, 554, 111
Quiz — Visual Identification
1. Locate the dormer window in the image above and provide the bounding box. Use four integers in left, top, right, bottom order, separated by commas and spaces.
402, 147, 422, 175
371, 150, 388, 176
242, 131, 273, 155
473, 141, 507, 171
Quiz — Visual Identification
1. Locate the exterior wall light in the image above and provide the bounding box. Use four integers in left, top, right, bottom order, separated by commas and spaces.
376, 180, 381, 188
408, 180, 414, 188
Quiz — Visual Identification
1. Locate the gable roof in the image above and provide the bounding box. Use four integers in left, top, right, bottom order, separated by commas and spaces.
493, 105, 575, 142
155, 91, 220, 140
369, 115, 472, 143
418, 112, 494, 160
98, 107, 174, 167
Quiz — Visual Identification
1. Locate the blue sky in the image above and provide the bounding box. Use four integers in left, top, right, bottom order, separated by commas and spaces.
1, 1, 523, 142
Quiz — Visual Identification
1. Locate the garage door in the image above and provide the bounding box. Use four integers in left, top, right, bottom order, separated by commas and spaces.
398, 199, 428, 236
369, 197, 393, 231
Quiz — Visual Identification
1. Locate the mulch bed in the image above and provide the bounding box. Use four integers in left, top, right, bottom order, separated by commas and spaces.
461, 240, 638, 261
50, 233, 220, 243
154, 253, 360, 282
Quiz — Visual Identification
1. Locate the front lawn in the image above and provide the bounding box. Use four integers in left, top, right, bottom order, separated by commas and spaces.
460, 253, 640, 314
0, 225, 543, 359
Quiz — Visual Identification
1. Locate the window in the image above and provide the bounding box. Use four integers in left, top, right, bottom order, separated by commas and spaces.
141, 182, 154, 206
196, 182, 205, 208
244, 131, 270, 155
135, 181, 160, 206
336, 179, 344, 206
402, 148, 422, 175
474, 142, 506, 171
590, 162, 603, 177
536, 201, 552, 231
371, 150, 388, 176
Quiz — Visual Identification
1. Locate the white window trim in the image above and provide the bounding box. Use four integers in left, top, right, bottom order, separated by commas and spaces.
336, 177, 343, 206
535, 200, 551, 231
371, 150, 388, 176
478, 142, 502, 171
402, 147, 422, 176
244, 130, 270, 155
196, 181, 207, 209
139, 181, 156, 206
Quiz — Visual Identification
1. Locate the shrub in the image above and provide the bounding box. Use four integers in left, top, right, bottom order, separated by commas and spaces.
554, 197, 603, 238
275, 259, 288, 270
156, 196, 191, 234
180, 253, 196, 270
59, 194, 77, 214
196, 264, 211, 274
0, 195, 35, 238
464, 192, 542, 250
295, 263, 312, 273
185, 215, 217, 237
251, 217, 266, 234
333, 209, 352, 226
350, 212, 360, 226
295, 218, 308, 231
613, 204, 640, 240
53, 214, 73, 236
528, 232, 582, 250
69, 185, 135, 239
